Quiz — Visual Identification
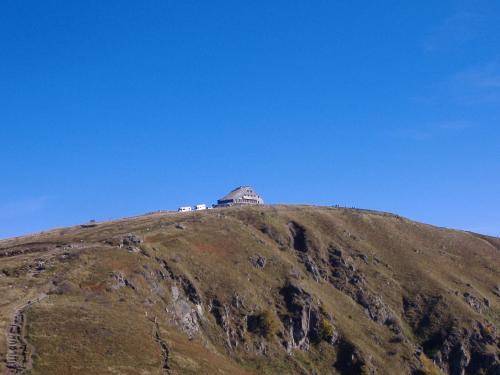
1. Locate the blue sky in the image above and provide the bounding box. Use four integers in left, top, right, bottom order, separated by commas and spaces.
1, 1, 499, 239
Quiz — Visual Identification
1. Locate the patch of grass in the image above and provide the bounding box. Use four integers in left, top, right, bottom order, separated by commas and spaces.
319, 318, 335, 341
258, 310, 281, 339
419, 353, 443, 375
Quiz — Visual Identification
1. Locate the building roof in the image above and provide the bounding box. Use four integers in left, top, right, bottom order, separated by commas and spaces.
218, 186, 264, 204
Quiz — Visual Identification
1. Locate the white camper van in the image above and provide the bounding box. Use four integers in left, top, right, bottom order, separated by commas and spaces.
178, 206, 192, 212
195, 204, 207, 211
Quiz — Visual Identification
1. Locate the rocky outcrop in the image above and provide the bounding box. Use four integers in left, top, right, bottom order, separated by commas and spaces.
279, 283, 337, 352
167, 285, 201, 339
177, 276, 202, 305
209, 297, 246, 350
110, 271, 136, 290
2, 205, 498, 375
117, 233, 143, 252
288, 222, 308, 253
426, 322, 499, 375
259, 224, 288, 250
404, 294, 499, 374
463, 292, 489, 314
303, 255, 323, 282
329, 247, 400, 332
334, 339, 372, 375
152, 257, 204, 339
249, 254, 266, 269
493, 285, 500, 298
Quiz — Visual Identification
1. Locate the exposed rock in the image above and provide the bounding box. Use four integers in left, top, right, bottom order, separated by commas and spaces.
210, 298, 243, 349
357, 253, 369, 264
34, 260, 46, 272
178, 276, 202, 305
171, 285, 180, 301
231, 294, 245, 309
156, 259, 205, 339
288, 222, 308, 252
493, 285, 500, 298
334, 339, 372, 375
120, 233, 143, 252
303, 255, 322, 282
249, 254, 267, 269
259, 224, 288, 249
329, 246, 399, 332
404, 294, 499, 375
1, 205, 499, 374
110, 272, 136, 290
356, 290, 392, 325
167, 285, 200, 339
155, 258, 201, 305
463, 292, 487, 313
279, 283, 336, 352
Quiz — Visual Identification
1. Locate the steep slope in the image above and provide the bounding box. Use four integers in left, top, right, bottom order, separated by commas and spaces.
0, 205, 498, 374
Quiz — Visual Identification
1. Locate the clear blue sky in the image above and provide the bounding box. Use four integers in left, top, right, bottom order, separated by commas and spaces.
1, 1, 499, 239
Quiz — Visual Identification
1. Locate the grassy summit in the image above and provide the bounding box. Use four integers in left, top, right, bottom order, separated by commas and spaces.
0, 205, 498, 374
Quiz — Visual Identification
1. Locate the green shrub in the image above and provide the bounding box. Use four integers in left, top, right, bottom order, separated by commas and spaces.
320, 318, 335, 341
259, 310, 280, 338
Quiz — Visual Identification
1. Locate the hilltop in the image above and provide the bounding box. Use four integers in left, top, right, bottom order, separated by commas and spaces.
0, 205, 498, 374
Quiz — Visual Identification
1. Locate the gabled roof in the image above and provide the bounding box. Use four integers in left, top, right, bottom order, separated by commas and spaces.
220, 186, 256, 201
217, 186, 264, 204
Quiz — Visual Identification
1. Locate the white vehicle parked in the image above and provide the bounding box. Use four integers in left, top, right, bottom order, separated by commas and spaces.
195, 204, 207, 211
178, 206, 192, 212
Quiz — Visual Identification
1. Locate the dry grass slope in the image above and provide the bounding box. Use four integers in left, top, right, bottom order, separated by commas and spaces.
0, 205, 498, 374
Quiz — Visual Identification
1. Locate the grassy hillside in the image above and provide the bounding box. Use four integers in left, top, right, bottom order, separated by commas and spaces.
0, 205, 498, 374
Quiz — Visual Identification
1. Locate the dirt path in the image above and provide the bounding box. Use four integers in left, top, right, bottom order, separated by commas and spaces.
5, 294, 47, 375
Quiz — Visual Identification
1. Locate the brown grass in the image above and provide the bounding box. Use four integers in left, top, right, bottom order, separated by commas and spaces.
0, 205, 498, 374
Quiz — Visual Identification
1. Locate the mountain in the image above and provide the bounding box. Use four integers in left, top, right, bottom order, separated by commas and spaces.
0, 205, 498, 374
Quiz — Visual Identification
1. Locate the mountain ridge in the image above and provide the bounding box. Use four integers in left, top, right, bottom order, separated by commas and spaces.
0, 205, 498, 374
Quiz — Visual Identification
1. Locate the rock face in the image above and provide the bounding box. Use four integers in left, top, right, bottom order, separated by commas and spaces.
334, 339, 371, 375
119, 233, 143, 252
210, 297, 246, 350
404, 294, 500, 375
328, 247, 400, 332
153, 258, 204, 339
279, 283, 337, 351
0, 205, 498, 375
427, 322, 500, 375
463, 292, 488, 313
123, 233, 142, 245
168, 285, 201, 338
288, 222, 308, 253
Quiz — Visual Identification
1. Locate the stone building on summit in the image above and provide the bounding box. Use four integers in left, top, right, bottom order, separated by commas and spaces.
214, 186, 264, 207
